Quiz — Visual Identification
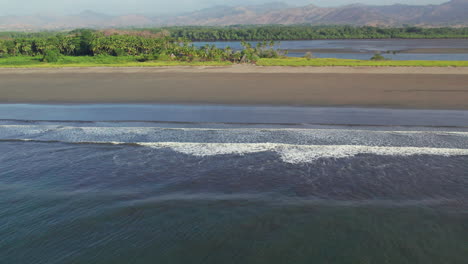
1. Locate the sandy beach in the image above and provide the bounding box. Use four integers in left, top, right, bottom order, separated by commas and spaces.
1, 66, 467, 109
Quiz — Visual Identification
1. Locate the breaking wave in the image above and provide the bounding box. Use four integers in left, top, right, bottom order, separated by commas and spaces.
1, 124, 468, 148
3, 139, 468, 164
132, 142, 468, 164
2, 122, 468, 164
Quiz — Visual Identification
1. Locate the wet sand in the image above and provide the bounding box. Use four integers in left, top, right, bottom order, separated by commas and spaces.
1, 66, 468, 109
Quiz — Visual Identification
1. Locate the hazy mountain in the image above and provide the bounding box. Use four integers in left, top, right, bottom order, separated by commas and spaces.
167, 0, 468, 26
0, 1, 467, 31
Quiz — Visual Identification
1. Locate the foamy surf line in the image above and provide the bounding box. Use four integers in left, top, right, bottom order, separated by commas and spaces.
141, 142, 468, 163
1, 125, 468, 149
3, 139, 468, 164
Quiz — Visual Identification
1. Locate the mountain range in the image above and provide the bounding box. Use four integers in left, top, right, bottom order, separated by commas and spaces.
1, 0, 468, 31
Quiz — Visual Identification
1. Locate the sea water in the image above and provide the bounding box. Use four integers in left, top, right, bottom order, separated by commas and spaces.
1, 105, 467, 264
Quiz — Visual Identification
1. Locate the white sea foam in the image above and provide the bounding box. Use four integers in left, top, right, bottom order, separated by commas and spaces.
3, 137, 468, 163
139, 142, 468, 164
1, 125, 468, 144
2, 125, 468, 163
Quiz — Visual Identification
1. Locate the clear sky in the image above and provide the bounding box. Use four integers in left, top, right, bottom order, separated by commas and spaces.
0, 0, 449, 16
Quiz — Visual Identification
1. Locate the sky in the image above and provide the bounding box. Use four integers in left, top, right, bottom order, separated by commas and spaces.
0, 0, 449, 16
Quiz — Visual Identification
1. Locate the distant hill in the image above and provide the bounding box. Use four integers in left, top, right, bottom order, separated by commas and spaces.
166, 0, 468, 27
1, 1, 468, 31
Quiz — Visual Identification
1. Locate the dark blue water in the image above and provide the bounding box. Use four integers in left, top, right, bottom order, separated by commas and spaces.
1, 105, 467, 264
193, 39, 468, 60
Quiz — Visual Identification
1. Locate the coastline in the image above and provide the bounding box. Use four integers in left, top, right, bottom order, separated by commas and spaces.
283, 48, 468, 54
2, 58, 468, 68
2, 65, 468, 74
1, 66, 467, 109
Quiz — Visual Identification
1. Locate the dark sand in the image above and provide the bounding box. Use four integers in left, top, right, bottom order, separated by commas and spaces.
1, 67, 468, 109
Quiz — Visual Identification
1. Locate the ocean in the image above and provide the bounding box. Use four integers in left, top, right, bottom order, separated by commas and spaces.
1, 104, 467, 264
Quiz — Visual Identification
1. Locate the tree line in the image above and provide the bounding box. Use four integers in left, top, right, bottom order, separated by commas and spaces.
2, 25, 468, 42
0, 29, 284, 63
1, 25, 467, 63
140, 25, 468, 41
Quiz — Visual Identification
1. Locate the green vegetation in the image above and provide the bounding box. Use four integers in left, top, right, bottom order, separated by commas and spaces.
0, 31, 67, 39
1, 27, 468, 68
370, 53, 390, 61
41, 49, 61, 62
256, 58, 468, 67
137, 25, 468, 41
2, 26, 468, 42
3, 56, 466, 68
0, 55, 232, 68
0, 29, 284, 65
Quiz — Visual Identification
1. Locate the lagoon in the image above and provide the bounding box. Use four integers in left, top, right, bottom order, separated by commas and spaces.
194, 39, 468, 60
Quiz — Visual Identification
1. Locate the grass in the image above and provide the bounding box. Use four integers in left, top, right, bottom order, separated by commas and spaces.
1, 55, 468, 68
0, 55, 232, 68
256, 57, 468, 67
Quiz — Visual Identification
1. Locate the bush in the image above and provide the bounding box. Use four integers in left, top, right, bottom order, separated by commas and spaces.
113, 48, 127, 57
136, 54, 160, 62
370, 53, 389, 61
41, 49, 61, 63
155, 53, 172, 61
303, 52, 314, 60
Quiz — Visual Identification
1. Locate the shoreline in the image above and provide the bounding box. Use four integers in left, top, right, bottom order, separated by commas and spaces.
284, 48, 468, 54
1, 102, 467, 112
1, 105, 468, 128
1, 66, 467, 109
2, 65, 468, 74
